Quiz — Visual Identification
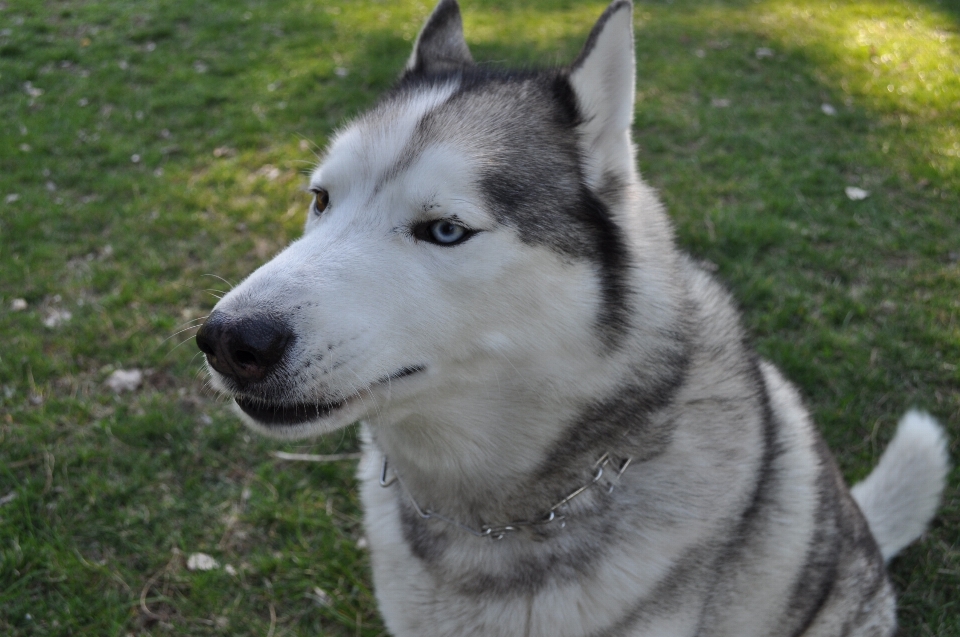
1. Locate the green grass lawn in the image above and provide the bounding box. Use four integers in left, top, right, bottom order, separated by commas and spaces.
1, 0, 957, 634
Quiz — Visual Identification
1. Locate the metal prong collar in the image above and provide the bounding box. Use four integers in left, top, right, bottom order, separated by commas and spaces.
378, 451, 633, 540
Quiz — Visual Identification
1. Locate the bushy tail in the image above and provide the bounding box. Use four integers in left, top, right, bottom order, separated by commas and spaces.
850, 410, 950, 562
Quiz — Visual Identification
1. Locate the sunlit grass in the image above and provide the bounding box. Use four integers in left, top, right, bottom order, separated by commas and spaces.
760, 0, 960, 180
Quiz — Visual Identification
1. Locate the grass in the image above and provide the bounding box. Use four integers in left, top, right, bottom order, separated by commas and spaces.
0, 0, 957, 634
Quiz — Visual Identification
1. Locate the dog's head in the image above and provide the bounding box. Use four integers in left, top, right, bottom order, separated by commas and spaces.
196, 1, 657, 440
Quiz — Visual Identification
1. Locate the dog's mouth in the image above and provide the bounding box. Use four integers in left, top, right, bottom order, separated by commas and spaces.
234, 365, 425, 426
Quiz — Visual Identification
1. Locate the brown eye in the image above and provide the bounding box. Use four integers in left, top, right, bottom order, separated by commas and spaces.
313, 188, 329, 214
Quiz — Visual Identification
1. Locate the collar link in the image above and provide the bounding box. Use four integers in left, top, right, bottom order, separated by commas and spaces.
379, 452, 633, 540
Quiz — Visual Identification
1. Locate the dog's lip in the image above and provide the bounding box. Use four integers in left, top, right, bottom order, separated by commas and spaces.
234, 365, 425, 427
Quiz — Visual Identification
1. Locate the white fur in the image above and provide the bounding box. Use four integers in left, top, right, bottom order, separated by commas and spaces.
851, 410, 950, 562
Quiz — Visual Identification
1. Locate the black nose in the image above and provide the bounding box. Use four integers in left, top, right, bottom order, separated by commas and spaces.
196, 310, 294, 385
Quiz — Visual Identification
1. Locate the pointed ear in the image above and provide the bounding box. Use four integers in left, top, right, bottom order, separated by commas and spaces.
568, 0, 636, 189
406, 0, 473, 76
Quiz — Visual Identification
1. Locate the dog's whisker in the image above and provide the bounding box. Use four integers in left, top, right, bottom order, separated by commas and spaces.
347, 368, 379, 422
174, 314, 209, 325
293, 134, 325, 163
201, 273, 236, 289
159, 322, 206, 347
164, 334, 201, 358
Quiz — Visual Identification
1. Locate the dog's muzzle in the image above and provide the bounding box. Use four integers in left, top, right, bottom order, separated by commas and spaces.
195, 310, 294, 387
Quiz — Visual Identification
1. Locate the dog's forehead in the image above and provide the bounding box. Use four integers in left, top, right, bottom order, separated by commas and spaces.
311, 75, 575, 195
311, 81, 461, 190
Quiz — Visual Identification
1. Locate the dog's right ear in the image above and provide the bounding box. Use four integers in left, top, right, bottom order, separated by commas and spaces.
405, 0, 473, 76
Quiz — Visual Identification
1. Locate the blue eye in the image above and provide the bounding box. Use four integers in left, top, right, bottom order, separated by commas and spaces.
414, 219, 474, 246
430, 221, 465, 243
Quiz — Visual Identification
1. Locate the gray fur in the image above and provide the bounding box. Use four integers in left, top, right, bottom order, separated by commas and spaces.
406, 0, 473, 75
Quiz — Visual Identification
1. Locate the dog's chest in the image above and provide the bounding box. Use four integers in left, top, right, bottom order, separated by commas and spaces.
356, 447, 716, 637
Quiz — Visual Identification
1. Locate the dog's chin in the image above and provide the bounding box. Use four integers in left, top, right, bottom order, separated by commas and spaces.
232, 398, 366, 440
234, 395, 345, 426
229, 365, 426, 440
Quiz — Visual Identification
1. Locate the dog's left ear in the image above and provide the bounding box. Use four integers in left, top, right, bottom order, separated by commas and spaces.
406, 0, 474, 76
569, 0, 636, 189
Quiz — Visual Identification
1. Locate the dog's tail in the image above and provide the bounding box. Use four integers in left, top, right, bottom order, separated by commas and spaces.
850, 410, 950, 562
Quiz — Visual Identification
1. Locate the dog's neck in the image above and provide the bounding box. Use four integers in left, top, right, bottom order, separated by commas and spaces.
367, 311, 690, 528
367, 357, 620, 522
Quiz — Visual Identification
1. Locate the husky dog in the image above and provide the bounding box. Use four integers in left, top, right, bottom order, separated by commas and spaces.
195, 1, 950, 635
